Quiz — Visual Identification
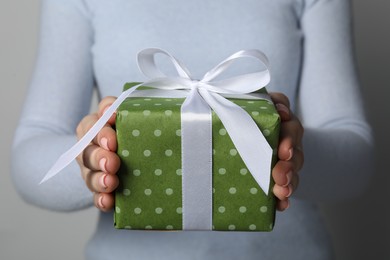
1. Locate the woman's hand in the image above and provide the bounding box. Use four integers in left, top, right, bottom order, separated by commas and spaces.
76, 97, 120, 212
270, 92, 304, 211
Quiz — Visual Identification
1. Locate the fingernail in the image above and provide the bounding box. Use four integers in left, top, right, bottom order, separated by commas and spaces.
287, 148, 293, 161
285, 199, 290, 210
99, 158, 107, 172
284, 171, 293, 187
100, 174, 108, 189
98, 195, 105, 209
286, 184, 293, 198
101, 137, 109, 150
276, 103, 290, 117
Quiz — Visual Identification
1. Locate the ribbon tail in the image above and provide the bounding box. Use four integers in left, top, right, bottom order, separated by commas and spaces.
39, 84, 142, 184
199, 90, 273, 195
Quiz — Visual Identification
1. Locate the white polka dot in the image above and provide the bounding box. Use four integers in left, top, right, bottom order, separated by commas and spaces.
121, 150, 129, 157
165, 149, 173, 156
144, 150, 151, 157
230, 149, 238, 156
176, 103, 182, 106
260, 106, 268, 110
165, 110, 173, 116
269, 223, 273, 230
165, 99, 172, 101
240, 168, 248, 175
155, 207, 163, 214
218, 206, 226, 213
263, 129, 270, 136
166, 225, 174, 230
144, 98, 152, 101
121, 110, 129, 116
145, 225, 153, 229
134, 208, 142, 214
133, 103, 140, 107
154, 103, 162, 106
218, 168, 226, 175
250, 188, 258, 194
229, 187, 237, 194
251, 111, 260, 116
212, 188, 216, 193
176, 169, 182, 176
132, 129, 140, 136
154, 129, 162, 136
143, 110, 151, 116
123, 189, 131, 196
219, 128, 227, 135
240, 105, 246, 108
228, 225, 236, 230
247, 101, 255, 104
133, 169, 141, 176
115, 207, 121, 213
176, 129, 181, 136
165, 188, 173, 195
176, 207, 182, 214
249, 224, 257, 230
154, 169, 162, 176
260, 206, 268, 213
125, 226, 132, 229
213, 149, 216, 155
144, 189, 152, 196
239, 206, 247, 213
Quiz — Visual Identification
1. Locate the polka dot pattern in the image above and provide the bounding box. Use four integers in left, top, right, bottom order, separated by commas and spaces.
114, 84, 279, 231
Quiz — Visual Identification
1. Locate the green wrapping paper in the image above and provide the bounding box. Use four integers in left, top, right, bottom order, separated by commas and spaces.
114, 82, 280, 231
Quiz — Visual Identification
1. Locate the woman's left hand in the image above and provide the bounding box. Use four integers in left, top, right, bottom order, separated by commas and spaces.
269, 92, 304, 211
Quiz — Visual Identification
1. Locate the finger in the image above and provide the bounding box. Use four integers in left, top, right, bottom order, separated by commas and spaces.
269, 92, 291, 121
277, 144, 304, 172
273, 184, 293, 201
92, 124, 118, 152
269, 92, 290, 108
276, 199, 290, 211
275, 103, 291, 121
94, 192, 115, 212
278, 118, 304, 161
82, 144, 121, 174
76, 113, 99, 139
272, 160, 294, 187
85, 171, 119, 193
98, 96, 117, 125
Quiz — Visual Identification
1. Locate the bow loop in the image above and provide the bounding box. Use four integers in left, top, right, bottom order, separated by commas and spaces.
138, 48, 193, 80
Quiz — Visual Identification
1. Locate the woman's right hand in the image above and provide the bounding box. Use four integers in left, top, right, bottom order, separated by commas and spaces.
76, 97, 120, 212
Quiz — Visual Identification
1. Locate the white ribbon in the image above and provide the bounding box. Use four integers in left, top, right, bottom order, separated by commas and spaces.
40, 48, 273, 230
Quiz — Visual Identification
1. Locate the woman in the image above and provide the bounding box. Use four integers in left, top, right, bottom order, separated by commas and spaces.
12, 0, 373, 259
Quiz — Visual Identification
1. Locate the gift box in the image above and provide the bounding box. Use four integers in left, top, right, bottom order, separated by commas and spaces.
38, 48, 278, 231
114, 82, 280, 232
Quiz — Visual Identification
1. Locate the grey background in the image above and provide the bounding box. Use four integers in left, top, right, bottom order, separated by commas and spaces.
1, 1, 389, 259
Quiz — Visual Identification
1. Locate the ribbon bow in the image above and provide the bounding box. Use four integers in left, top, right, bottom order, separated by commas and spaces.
40, 48, 273, 229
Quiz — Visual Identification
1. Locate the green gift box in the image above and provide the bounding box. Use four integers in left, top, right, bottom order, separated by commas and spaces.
114, 82, 280, 232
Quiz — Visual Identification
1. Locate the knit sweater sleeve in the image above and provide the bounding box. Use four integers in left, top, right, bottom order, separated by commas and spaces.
294, 0, 375, 201
11, 0, 95, 211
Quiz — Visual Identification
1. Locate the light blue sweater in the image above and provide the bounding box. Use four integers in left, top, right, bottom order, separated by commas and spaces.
12, 0, 374, 259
